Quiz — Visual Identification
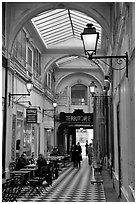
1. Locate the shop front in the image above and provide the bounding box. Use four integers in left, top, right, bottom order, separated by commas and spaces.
10, 106, 40, 162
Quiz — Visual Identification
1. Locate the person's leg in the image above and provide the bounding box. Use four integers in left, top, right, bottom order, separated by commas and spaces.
79, 161, 81, 168
88, 156, 90, 165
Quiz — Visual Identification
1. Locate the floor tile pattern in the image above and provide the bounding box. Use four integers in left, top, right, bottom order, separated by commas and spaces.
17, 159, 106, 202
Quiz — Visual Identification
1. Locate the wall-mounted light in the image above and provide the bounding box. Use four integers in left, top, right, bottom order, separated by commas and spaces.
9, 79, 33, 106
81, 24, 128, 77
89, 81, 97, 97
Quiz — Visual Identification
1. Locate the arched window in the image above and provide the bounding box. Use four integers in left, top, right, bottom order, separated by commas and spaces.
71, 84, 87, 105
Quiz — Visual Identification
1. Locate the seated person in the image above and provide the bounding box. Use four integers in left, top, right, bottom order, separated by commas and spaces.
30, 152, 35, 164
16, 153, 29, 170
50, 147, 59, 156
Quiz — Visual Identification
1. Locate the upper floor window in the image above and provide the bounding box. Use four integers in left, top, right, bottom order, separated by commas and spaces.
71, 84, 87, 105
45, 72, 52, 89
27, 46, 33, 76
33, 48, 41, 77
12, 29, 26, 67
28, 47, 32, 67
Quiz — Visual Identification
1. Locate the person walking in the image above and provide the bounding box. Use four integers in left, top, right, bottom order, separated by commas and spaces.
87, 143, 93, 165
75, 142, 82, 168
85, 140, 88, 157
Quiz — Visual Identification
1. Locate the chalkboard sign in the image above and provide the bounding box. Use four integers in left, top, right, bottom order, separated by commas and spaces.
26, 108, 37, 123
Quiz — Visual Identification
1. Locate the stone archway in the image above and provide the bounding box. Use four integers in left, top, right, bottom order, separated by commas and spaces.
42, 54, 105, 90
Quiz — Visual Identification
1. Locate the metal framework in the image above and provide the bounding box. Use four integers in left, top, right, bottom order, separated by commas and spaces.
9, 93, 30, 106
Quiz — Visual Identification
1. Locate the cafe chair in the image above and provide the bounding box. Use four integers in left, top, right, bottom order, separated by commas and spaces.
41, 164, 53, 186
27, 165, 51, 196
2, 178, 12, 202
10, 175, 24, 201
2, 175, 23, 202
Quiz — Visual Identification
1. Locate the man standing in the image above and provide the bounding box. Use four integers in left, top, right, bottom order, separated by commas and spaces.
75, 142, 82, 168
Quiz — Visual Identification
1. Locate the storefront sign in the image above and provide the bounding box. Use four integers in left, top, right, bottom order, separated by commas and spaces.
26, 108, 37, 123
60, 109, 93, 124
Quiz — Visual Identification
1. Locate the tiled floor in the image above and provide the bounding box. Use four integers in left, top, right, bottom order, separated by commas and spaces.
17, 158, 106, 202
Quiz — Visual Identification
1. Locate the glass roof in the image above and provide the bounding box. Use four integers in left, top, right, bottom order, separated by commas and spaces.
31, 9, 102, 49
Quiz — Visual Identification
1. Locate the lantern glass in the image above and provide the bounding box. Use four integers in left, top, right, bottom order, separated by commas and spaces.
82, 33, 99, 55
26, 80, 33, 93
53, 102, 57, 108
89, 81, 96, 94
81, 24, 99, 56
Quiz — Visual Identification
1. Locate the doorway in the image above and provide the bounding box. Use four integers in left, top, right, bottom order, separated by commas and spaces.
76, 128, 93, 157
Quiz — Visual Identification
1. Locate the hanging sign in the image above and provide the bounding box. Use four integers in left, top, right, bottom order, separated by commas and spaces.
26, 108, 37, 123
60, 109, 93, 124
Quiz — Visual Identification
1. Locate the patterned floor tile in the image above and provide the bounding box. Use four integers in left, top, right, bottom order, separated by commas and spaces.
16, 158, 106, 202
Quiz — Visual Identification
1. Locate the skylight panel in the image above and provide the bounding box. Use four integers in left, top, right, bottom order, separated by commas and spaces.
31, 8, 102, 49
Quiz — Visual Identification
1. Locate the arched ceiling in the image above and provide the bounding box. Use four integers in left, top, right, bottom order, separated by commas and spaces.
6, 2, 112, 92
7, 2, 112, 53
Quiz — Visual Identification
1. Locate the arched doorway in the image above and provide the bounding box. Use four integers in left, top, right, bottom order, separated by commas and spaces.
57, 109, 93, 155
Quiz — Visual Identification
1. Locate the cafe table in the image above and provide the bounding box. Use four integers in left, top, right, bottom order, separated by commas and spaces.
25, 164, 37, 168
20, 168, 37, 177
47, 156, 64, 161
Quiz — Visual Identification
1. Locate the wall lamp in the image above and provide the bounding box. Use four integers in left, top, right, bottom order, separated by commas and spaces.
81, 23, 128, 77
89, 81, 111, 99
9, 79, 33, 106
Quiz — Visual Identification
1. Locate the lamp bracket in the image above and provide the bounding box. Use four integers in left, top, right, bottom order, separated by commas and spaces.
89, 52, 128, 77
43, 109, 54, 118
16, 101, 32, 106
9, 93, 30, 106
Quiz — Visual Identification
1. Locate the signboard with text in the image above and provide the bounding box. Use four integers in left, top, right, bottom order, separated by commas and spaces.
26, 108, 37, 123
60, 109, 93, 124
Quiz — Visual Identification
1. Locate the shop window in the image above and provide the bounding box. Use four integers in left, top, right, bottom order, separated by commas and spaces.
71, 84, 87, 105
23, 119, 32, 156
